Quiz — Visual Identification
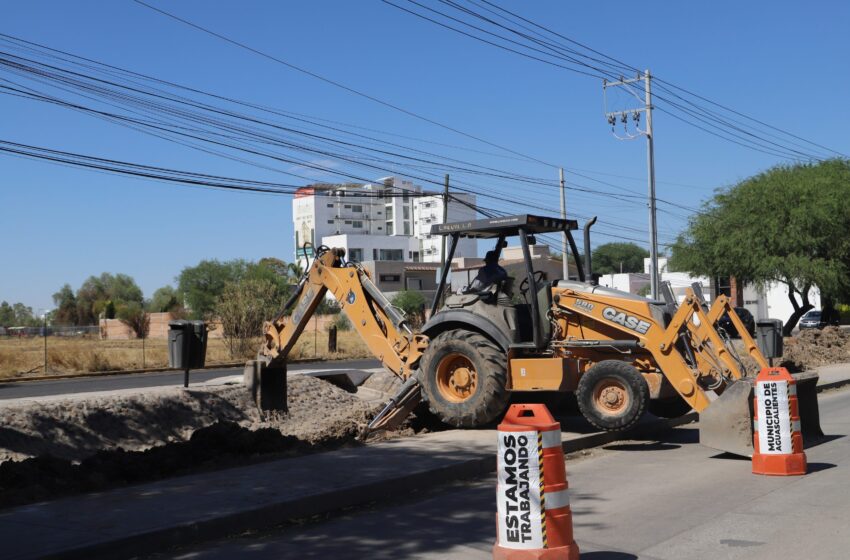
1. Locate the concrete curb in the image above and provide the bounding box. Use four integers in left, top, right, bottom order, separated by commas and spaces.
0, 357, 342, 384
816, 377, 850, 393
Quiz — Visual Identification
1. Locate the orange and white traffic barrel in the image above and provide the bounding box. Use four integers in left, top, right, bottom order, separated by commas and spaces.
752, 367, 807, 476
493, 404, 579, 560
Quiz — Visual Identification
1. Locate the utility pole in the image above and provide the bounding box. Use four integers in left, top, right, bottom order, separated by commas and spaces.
559, 167, 568, 280
441, 174, 449, 270
643, 70, 659, 300
602, 69, 659, 299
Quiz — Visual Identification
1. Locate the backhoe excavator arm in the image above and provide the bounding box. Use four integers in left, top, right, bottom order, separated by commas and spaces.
260, 247, 428, 377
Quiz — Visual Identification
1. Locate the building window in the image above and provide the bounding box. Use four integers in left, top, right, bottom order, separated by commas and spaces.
377, 226, 383, 230
379, 274, 401, 283
386, 206, 393, 220
353, 220, 363, 228
387, 222, 394, 235
352, 205, 363, 213
412, 251, 420, 262
344, 204, 351, 209
403, 206, 410, 219
373, 248, 378, 260
377, 211, 383, 215
349, 248, 363, 261
379, 249, 404, 261
327, 219, 334, 224
345, 220, 352, 224
327, 203, 333, 208
403, 222, 411, 235
406, 278, 422, 290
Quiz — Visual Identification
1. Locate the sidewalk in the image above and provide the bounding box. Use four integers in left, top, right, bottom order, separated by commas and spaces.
1, 363, 848, 560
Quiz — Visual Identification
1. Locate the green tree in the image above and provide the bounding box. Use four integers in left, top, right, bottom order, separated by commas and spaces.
12, 303, 38, 326
0, 301, 15, 327
215, 278, 280, 357
76, 273, 144, 324
244, 261, 291, 301
149, 285, 182, 313
391, 290, 427, 327
0, 302, 40, 327
591, 243, 649, 275
670, 159, 850, 334
177, 258, 296, 320
52, 284, 78, 325
117, 302, 150, 339
177, 259, 248, 320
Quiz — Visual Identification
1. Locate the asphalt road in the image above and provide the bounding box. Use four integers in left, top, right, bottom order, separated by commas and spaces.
149, 387, 850, 560
0, 358, 380, 400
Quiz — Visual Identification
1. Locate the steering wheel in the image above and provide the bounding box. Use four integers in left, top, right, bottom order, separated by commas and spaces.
519, 271, 546, 299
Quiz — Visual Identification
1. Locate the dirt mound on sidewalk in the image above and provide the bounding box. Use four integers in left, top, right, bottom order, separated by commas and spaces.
0, 376, 374, 463
0, 376, 383, 508
780, 327, 850, 371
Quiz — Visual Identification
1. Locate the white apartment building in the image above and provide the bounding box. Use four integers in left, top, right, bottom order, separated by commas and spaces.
292, 176, 476, 266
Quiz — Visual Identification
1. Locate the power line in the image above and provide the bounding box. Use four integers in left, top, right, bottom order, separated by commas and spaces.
0, 43, 699, 220
131, 0, 561, 168
0, 33, 687, 246
389, 0, 843, 161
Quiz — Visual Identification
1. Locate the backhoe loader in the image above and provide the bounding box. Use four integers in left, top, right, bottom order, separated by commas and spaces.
252, 214, 822, 457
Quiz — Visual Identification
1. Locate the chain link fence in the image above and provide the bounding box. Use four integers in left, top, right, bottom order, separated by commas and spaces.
0, 315, 368, 378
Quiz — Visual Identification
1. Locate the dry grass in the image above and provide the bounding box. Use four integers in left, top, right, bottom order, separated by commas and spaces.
0, 330, 371, 380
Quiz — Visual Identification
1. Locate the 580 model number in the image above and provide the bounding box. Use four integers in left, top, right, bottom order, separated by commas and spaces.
602, 307, 651, 335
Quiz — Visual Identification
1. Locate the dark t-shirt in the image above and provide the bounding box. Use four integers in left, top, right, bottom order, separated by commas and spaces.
467, 263, 508, 292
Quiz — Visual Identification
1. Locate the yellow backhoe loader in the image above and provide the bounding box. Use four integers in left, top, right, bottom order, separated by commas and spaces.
251, 214, 822, 457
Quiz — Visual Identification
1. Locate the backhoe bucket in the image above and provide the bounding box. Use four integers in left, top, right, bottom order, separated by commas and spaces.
699, 371, 823, 457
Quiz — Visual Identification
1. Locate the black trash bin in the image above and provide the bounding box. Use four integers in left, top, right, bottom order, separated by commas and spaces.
755, 319, 784, 362
189, 320, 208, 369
168, 320, 191, 370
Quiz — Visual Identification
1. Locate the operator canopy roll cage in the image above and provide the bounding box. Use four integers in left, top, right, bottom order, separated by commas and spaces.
429, 213, 595, 350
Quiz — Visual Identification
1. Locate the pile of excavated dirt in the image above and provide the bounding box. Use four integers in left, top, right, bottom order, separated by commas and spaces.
780, 327, 850, 372
0, 376, 385, 509
0, 376, 374, 464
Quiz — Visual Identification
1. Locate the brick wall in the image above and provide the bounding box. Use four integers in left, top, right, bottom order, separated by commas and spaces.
99, 313, 337, 340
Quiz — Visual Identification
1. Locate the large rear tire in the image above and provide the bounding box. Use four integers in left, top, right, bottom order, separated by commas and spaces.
576, 360, 648, 431
418, 329, 509, 428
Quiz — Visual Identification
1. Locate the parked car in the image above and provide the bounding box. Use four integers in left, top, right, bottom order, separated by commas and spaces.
717, 307, 756, 338
798, 309, 838, 330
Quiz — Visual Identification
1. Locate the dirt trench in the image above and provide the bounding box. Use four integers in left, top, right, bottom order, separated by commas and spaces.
0, 375, 441, 509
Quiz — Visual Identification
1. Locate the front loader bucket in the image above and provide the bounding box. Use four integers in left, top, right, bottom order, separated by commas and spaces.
699, 378, 755, 457
795, 371, 824, 442
699, 371, 823, 457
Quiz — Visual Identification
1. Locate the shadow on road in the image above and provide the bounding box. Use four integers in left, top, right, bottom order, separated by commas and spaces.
807, 462, 837, 473
603, 442, 681, 452
581, 553, 638, 559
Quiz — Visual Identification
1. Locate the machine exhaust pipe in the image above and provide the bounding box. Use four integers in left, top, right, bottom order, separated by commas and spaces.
583, 216, 597, 285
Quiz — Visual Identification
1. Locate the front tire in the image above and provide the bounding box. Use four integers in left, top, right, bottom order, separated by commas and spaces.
576, 360, 649, 431
418, 329, 509, 428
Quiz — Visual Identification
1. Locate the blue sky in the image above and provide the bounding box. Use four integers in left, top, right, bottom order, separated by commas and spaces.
2, 0, 848, 312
